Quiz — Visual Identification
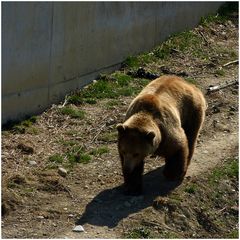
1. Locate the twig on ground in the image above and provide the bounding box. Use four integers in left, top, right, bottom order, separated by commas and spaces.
91, 115, 110, 143
206, 79, 238, 94
198, 30, 210, 45
63, 186, 74, 199
222, 60, 239, 67
142, 220, 183, 235
217, 206, 227, 213
59, 95, 69, 108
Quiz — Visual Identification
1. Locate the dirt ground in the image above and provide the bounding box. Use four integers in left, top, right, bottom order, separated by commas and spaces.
1, 9, 239, 238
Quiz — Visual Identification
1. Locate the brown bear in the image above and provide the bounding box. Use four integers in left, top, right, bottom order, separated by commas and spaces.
117, 75, 206, 195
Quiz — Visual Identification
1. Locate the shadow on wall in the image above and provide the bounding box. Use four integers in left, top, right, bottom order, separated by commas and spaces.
76, 166, 181, 228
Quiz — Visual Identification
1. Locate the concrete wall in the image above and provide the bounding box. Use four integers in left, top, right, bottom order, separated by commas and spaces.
2, 2, 223, 124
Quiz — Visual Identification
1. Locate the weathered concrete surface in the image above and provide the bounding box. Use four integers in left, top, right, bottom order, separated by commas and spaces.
2, 2, 223, 124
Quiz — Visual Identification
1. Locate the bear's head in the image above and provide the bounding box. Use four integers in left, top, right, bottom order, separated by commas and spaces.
117, 116, 160, 195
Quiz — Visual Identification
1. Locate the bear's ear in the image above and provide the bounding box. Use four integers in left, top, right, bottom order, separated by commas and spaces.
116, 124, 126, 135
146, 131, 155, 142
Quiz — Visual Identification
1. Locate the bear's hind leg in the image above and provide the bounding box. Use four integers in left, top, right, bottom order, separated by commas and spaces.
163, 143, 189, 181
183, 108, 205, 165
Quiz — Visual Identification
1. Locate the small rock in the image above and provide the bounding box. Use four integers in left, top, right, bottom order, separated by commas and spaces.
28, 160, 37, 166
213, 122, 230, 132
106, 118, 116, 126
203, 150, 208, 154
17, 143, 34, 154
58, 167, 68, 177
37, 216, 44, 220
63, 208, 68, 211
73, 225, 84, 232
68, 214, 74, 218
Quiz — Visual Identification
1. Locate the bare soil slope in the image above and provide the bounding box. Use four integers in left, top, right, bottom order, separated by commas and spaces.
2, 9, 238, 238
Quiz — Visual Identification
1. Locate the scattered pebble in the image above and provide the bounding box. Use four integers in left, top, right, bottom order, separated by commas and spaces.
213, 122, 230, 132
73, 225, 84, 232
106, 118, 116, 126
28, 160, 37, 166
36, 216, 44, 220
68, 214, 74, 218
58, 167, 68, 177
17, 143, 34, 154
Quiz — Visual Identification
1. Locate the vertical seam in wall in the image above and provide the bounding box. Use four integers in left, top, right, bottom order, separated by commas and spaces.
154, 3, 159, 47
154, 9, 157, 47
48, 2, 54, 105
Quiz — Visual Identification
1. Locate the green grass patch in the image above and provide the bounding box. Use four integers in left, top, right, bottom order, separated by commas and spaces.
227, 229, 239, 239
26, 127, 40, 135
81, 79, 119, 99
112, 72, 132, 87
65, 130, 79, 136
123, 56, 141, 69
12, 116, 38, 134
185, 77, 197, 85
125, 227, 151, 239
200, 2, 238, 27
123, 53, 156, 69
66, 95, 83, 105
84, 98, 97, 104
153, 31, 202, 59
66, 146, 91, 165
185, 184, 197, 194
105, 100, 119, 109
59, 106, 85, 119
67, 94, 97, 105
99, 131, 118, 142
47, 146, 93, 169
215, 69, 225, 76
89, 146, 110, 156
75, 72, 137, 100
200, 14, 227, 26
58, 139, 78, 147
209, 158, 238, 184
49, 154, 64, 164
67, 152, 91, 164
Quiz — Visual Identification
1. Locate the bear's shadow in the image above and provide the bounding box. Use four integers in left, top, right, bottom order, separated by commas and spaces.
76, 166, 182, 228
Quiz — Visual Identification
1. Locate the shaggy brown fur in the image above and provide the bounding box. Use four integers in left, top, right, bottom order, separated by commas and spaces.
117, 75, 207, 195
